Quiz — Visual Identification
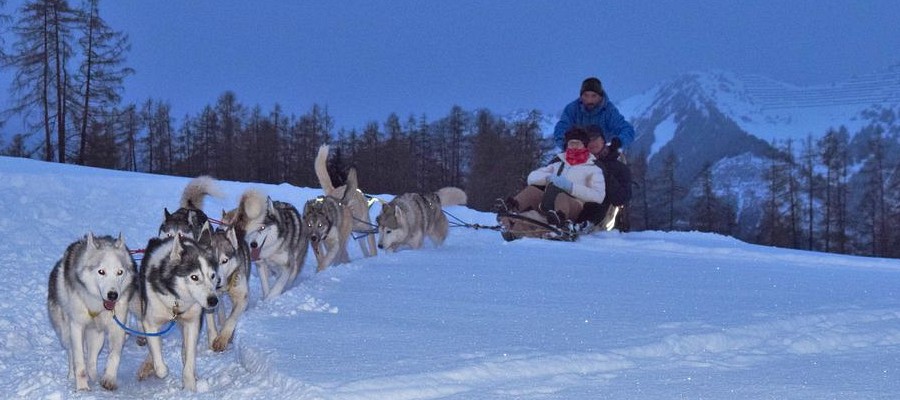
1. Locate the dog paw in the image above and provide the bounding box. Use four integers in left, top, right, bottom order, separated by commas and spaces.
76, 371, 90, 391
100, 377, 118, 391
156, 364, 168, 379
137, 360, 167, 380
212, 335, 231, 352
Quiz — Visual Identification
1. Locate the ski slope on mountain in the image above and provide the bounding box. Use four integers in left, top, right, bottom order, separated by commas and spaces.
1, 156, 899, 399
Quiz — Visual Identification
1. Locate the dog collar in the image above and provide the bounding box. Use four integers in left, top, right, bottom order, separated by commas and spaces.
171, 300, 184, 320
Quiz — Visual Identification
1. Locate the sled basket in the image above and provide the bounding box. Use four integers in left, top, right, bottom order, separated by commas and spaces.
496, 210, 578, 242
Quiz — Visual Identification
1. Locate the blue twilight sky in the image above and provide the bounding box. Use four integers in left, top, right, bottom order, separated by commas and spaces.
3, 0, 900, 133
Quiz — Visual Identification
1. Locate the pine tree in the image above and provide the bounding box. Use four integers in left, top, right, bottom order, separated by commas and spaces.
5, 0, 79, 162
73, 0, 132, 165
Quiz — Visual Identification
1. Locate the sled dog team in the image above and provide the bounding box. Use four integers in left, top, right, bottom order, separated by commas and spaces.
47, 144, 467, 392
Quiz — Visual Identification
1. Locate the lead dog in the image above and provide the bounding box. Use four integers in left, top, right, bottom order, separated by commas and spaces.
304, 167, 358, 272
314, 144, 377, 257
47, 233, 138, 391
136, 229, 219, 391
227, 190, 308, 300
376, 187, 467, 252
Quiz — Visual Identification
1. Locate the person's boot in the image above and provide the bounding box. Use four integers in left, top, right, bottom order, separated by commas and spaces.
546, 210, 567, 229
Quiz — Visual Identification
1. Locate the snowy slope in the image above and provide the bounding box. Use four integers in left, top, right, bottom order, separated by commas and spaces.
2, 156, 900, 399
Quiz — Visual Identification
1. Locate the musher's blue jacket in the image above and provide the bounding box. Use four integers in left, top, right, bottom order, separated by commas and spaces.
553, 96, 635, 150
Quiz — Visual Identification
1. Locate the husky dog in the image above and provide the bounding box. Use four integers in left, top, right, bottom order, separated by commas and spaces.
304, 167, 358, 272
376, 187, 468, 252
315, 144, 377, 257
229, 189, 308, 300
136, 231, 219, 391
204, 224, 250, 351
47, 233, 137, 391
159, 175, 221, 239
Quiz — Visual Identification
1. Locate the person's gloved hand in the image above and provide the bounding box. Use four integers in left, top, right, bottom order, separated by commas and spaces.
608, 137, 622, 154
548, 175, 573, 193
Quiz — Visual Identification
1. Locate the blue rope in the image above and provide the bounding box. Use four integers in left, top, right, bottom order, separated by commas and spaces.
113, 315, 176, 337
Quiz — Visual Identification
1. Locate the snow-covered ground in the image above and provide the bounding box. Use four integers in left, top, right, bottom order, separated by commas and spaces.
1, 156, 899, 399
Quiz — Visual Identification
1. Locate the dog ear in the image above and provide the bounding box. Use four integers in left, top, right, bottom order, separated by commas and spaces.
198, 221, 213, 246
394, 205, 405, 223
266, 196, 276, 214
115, 232, 126, 249
164, 208, 171, 219
226, 225, 239, 248
86, 231, 98, 249
170, 235, 184, 263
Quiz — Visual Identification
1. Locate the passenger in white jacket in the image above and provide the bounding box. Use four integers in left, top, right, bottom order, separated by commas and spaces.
505, 126, 606, 227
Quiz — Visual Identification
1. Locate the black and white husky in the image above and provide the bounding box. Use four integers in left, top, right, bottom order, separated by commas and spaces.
204, 224, 250, 352
158, 175, 221, 239
47, 233, 138, 391
136, 231, 219, 391
229, 189, 308, 300
376, 187, 468, 252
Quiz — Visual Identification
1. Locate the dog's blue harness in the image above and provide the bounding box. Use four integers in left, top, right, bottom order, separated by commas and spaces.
113, 315, 176, 337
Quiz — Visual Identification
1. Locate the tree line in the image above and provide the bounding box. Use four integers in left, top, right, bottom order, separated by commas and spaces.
626, 122, 900, 259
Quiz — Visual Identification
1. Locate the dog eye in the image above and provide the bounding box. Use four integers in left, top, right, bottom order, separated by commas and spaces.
98, 269, 106, 276
190, 274, 199, 281
220, 257, 229, 265
257, 226, 265, 232
117, 269, 124, 276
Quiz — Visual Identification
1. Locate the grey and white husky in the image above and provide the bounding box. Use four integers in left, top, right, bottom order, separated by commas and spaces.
229, 189, 308, 300
136, 231, 219, 391
304, 167, 358, 272
47, 232, 138, 391
376, 187, 468, 252
158, 175, 221, 239
204, 224, 250, 352
315, 144, 377, 257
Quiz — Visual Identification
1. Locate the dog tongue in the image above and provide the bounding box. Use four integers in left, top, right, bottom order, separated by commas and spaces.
103, 300, 116, 311
250, 247, 261, 261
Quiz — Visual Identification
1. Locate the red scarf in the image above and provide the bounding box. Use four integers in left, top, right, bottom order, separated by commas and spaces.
565, 148, 590, 165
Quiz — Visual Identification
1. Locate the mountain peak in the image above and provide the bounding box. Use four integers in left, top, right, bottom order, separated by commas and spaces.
621, 67, 900, 145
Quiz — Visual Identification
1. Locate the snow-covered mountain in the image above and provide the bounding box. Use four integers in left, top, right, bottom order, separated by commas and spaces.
620, 66, 900, 149
610, 66, 900, 239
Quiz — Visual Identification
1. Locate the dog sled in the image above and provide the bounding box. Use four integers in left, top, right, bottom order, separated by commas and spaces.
495, 201, 623, 242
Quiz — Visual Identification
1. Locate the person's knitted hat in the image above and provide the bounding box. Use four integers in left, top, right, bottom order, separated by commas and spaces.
580, 77, 603, 95
564, 127, 590, 148
585, 125, 606, 142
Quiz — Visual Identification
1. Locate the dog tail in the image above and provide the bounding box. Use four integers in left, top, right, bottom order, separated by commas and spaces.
315, 144, 335, 195
238, 188, 268, 222
181, 175, 222, 210
436, 187, 467, 207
